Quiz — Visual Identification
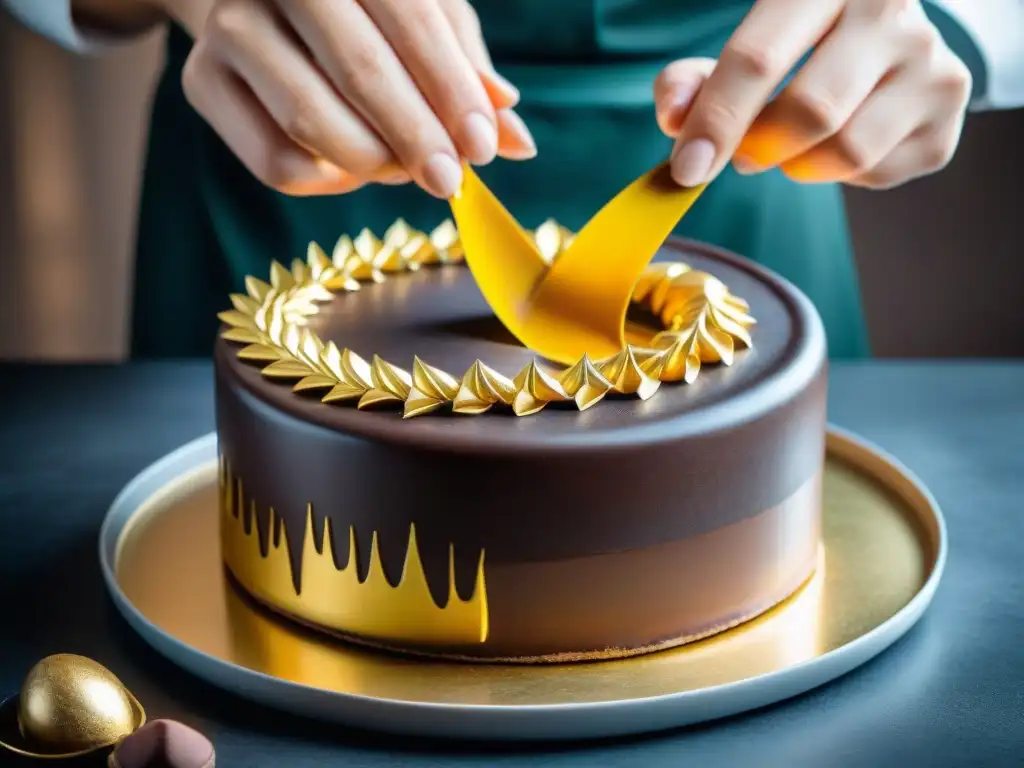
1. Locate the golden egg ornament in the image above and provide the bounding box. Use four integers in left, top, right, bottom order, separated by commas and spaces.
0, 653, 146, 759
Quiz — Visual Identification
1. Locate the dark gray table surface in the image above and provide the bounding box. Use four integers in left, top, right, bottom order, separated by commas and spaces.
0, 361, 1021, 767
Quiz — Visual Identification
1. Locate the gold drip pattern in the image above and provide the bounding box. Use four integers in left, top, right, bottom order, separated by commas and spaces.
219, 457, 489, 646
217, 219, 756, 417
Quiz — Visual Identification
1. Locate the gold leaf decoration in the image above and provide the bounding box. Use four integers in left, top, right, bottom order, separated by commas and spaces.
452, 361, 516, 415
598, 346, 662, 400
359, 355, 412, 410
218, 218, 755, 417
559, 355, 612, 411
405, 357, 461, 418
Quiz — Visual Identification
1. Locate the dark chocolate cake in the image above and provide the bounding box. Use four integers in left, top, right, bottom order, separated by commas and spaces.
214, 219, 827, 662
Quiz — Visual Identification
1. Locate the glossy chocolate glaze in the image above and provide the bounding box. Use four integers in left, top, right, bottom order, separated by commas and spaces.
215, 237, 828, 657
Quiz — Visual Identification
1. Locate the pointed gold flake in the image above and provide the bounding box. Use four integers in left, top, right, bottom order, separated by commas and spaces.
559, 355, 612, 410
597, 346, 661, 400
452, 361, 516, 414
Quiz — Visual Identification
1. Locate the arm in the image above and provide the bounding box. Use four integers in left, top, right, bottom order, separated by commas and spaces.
926, 0, 1024, 110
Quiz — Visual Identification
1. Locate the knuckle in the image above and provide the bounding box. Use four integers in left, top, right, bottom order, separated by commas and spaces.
207, 0, 251, 42
921, 137, 954, 170
833, 131, 876, 174
724, 37, 782, 81
344, 43, 387, 93
400, 0, 441, 37
696, 98, 745, 143
936, 62, 973, 104
789, 89, 846, 136
281, 92, 323, 148
902, 23, 940, 58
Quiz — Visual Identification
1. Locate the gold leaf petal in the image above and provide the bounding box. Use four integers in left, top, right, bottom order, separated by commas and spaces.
452, 361, 515, 414
237, 344, 282, 362
283, 323, 303, 358
370, 355, 411, 400
512, 391, 548, 417
323, 274, 362, 292
217, 310, 257, 330
294, 374, 337, 393
513, 360, 568, 401
357, 388, 404, 410
709, 305, 753, 348
230, 293, 261, 316
332, 235, 354, 268
299, 328, 325, 369
307, 242, 332, 279
653, 329, 702, 384
320, 342, 344, 380
220, 327, 263, 344
245, 276, 272, 304
270, 261, 294, 291
322, 382, 366, 404
559, 354, 612, 410
340, 349, 372, 390
429, 219, 463, 263
262, 359, 314, 379
412, 357, 459, 401
400, 233, 432, 267
354, 228, 383, 262
404, 387, 448, 418
291, 258, 309, 283
598, 346, 661, 400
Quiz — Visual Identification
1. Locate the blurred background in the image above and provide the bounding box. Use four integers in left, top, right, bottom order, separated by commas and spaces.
1, 11, 1021, 362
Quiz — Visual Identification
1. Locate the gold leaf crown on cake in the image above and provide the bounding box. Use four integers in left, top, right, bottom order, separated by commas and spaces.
217, 219, 756, 417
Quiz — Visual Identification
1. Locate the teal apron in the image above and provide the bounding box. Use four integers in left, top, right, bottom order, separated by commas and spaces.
130, 0, 870, 359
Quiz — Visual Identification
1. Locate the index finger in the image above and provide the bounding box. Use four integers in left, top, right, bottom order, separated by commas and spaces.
671, 0, 844, 187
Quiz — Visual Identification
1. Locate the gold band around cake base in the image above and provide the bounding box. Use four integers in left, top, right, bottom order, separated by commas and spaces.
219, 463, 820, 662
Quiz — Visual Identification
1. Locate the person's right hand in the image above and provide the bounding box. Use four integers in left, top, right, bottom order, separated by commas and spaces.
174, 0, 536, 198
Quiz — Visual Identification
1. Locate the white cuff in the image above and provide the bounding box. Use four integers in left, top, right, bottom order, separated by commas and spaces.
928, 0, 1024, 110
2, 0, 141, 54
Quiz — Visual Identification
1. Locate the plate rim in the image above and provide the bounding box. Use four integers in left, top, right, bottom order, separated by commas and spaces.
98, 425, 947, 740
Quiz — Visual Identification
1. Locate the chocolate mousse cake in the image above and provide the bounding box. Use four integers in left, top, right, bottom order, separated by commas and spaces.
214, 218, 827, 663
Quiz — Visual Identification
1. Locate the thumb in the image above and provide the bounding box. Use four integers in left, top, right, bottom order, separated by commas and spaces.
654, 58, 718, 138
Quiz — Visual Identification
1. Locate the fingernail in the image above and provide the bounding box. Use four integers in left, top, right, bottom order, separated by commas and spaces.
732, 154, 759, 175
497, 109, 537, 160
463, 112, 499, 165
482, 70, 520, 105
423, 153, 463, 198
671, 138, 715, 187
660, 81, 700, 135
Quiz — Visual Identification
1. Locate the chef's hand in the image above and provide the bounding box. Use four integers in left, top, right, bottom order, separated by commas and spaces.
654, 0, 972, 189
172, 0, 535, 197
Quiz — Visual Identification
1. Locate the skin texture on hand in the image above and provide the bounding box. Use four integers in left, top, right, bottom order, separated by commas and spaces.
168, 0, 535, 199
655, 0, 973, 190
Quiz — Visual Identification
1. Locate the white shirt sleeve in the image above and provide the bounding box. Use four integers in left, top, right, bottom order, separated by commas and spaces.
1, 0, 146, 54
927, 0, 1024, 110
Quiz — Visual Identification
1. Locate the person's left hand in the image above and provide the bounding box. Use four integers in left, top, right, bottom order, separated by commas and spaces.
654, 0, 973, 190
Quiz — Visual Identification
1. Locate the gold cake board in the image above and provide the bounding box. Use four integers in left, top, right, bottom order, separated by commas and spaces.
99, 427, 945, 741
